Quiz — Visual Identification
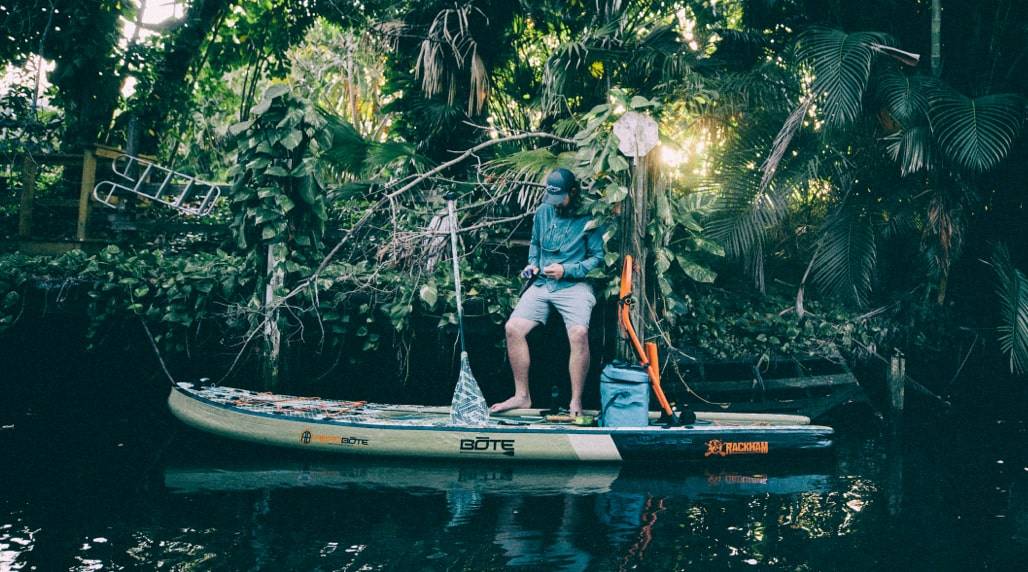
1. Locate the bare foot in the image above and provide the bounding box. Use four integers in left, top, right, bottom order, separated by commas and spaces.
569, 399, 583, 417
490, 395, 532, 413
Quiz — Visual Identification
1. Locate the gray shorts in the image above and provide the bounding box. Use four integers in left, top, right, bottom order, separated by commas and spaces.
511, 282, 596, 328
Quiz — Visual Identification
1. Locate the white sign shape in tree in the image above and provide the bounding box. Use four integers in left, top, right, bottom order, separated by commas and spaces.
613, 111, 659, 158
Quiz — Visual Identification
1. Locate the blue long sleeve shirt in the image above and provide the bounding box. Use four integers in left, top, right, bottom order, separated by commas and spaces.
527, 204, 604, 292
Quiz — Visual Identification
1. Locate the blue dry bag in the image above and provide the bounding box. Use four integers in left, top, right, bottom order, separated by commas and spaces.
599, 363, 651, 427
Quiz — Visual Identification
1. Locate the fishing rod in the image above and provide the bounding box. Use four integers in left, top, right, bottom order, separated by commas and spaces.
518, 269, 539, 297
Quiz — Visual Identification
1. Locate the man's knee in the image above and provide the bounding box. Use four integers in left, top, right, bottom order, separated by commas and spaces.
567, 325, 589, 347
506, 318, 534, 339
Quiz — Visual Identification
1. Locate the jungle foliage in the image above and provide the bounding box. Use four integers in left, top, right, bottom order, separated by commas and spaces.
2, 0, 1027, 387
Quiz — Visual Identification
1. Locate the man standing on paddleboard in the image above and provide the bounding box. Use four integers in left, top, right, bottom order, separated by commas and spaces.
491, 168, 604, 417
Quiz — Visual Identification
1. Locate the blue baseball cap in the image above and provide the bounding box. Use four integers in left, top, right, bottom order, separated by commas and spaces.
543, 168, 577, 205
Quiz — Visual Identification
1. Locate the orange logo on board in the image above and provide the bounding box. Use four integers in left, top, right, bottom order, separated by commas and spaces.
704, 439, 769, 457
299, 430, 368, 446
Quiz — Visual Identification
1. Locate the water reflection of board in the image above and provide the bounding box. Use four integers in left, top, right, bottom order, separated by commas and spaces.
169, 383, 834, 463
165, 462, 620, 496
163, 460, 832, 498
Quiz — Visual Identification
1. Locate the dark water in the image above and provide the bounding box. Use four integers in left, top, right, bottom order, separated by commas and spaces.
1, 377, 1025, 572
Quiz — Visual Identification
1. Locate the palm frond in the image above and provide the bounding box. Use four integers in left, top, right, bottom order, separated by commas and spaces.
810, 205, 877, 306
991, 244, 1028, 375
884, 125, 936, 176
638, 22, 680, 52
540, 21, 621, 114
921, 187, 966, 283
388, 93, 466, 142
706, 119, 819, 290
705, 163, 788, 291
711, 28, 770, 56
321, 116, 370, 174
928, 88, 1025, 172
484, 87, 534, 132
876, 70, 928, 126
482, 148, 575, 208
869, 44, 921, 67
632, 23, 685, 78
762, 27, 895, 190
415, 31, 446, 99
321, 113, 428, 179
365, 141, 429, 176
552, 117, 583, 139
414, 5, 492, 115
796, 27, 894, 127
712, 65, 796, 116
761, 95, 814, 190
486, 147, 561, 175
468, 46, 490, 116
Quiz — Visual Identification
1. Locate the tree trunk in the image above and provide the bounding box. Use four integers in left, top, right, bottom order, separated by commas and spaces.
134, 0, 234, 154
930, 1, 945, 300
931, 0, 942, 77
630, 157, 648, 346
618, 155, 651, 362
262, 242, 286, 389
46, 2, 124, 152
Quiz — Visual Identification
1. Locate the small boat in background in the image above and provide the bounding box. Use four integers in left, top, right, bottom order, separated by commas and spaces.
673, 354, 872, 419
168, 383, 834, 463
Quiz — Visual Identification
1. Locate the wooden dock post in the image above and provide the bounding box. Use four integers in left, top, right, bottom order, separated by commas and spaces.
885, 441, 904, 516
888, 350, 906, 424
77, 148, 96, 241
18, 155, 37, 238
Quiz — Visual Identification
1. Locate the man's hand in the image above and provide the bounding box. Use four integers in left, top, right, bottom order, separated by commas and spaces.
543, 263, 565, 280
520, 265, 539, 279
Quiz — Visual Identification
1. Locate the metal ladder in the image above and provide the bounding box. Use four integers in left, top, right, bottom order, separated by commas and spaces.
92, 153, 222, 216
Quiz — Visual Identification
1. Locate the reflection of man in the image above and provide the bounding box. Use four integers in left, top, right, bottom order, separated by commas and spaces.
491, 168, 604, 416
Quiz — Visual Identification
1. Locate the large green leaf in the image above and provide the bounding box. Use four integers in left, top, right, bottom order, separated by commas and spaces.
884, 126, 936, 176
675, 254, 717, 284
876, 70, 928, 126
797, 28, 893, 127
705, 159, 787, 290
704, 121, 809, 291
810, 207, 877, 306
365, 141, 427, 175
928, 89, 1025, 172
321, 113, 429, 179
280, 129, 303, 151
689, 237, 726, 257
321, 116, 370, 173
419, 283, 438, 308
991, 244, 1028, 375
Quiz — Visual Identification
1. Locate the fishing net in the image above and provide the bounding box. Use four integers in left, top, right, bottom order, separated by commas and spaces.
450, 351, 489, 426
